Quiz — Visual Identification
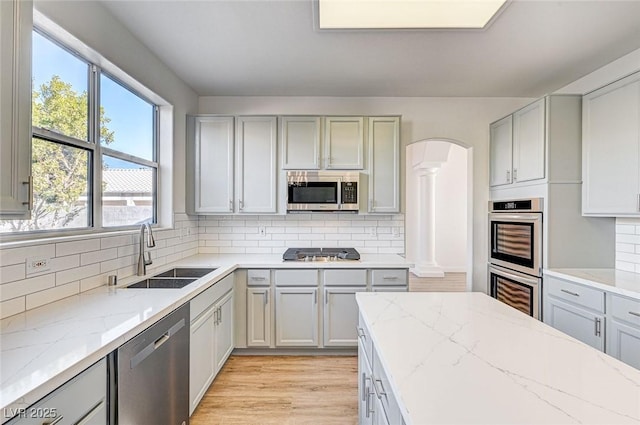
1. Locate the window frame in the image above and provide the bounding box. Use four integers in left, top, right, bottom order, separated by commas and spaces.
0, 25, 162, 238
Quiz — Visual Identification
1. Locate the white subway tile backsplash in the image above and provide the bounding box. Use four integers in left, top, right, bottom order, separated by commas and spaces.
0, 244, 56, 266
56, 239, 100, 257
0, 274, 54, 300
1, 263, 26, 284
26, 281, 80, 310
616, 218, 640, 274
81, 248, 117, 266
100, 234, 133, 249
0, 297, 25, 319
57, 263, 101, 286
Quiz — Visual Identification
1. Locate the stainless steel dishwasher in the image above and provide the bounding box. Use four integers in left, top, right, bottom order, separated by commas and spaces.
114, 303, 189, 425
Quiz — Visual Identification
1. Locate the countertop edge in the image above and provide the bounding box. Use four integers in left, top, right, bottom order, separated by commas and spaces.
543, 268, 640, 300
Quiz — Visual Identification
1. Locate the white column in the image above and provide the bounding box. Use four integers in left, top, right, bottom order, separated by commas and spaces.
411, 164, 445, 278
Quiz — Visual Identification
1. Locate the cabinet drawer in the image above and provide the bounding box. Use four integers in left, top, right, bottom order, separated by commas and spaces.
610, 293, 640, 327
275, 269, 318, 286
545, 276, 604, 313
191, 273, 234, 320
324, 269, 367, 286
371, 269, 407, 286
357, 314, 373, 366
7, 359, 106, 424
247, 269, 270, 286
372, 347, 402, 425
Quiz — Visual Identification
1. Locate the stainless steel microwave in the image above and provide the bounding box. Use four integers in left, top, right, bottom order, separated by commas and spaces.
286, 171, 359, 212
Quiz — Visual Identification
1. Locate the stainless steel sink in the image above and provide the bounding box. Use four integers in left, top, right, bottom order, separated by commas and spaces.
153, 267, 217, 278
126, 267, 216, 288
127, 278, 197, 289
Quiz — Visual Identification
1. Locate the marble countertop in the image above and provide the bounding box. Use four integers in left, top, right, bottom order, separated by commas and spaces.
544, 268, 640, 300
356, 292, 640, 425
0, 253, 411, 422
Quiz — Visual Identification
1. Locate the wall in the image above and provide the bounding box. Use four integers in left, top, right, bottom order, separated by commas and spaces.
0, 2, 199, 318
616, 218, 640, 273
199, 96, 533, 291
198, 214, 404, 255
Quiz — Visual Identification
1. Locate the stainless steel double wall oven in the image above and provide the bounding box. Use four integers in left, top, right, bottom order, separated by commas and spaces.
488, 198, 543, 319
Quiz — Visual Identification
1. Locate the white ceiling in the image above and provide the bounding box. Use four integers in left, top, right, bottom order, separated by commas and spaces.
99, 0, 640, 97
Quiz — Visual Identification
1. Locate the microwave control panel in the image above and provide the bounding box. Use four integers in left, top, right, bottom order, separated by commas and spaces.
341, 182, 358, 204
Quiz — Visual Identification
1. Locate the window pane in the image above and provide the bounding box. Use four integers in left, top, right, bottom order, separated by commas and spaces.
32, 31, 89, 141
102, 156, 155, 227
0, 138, 90, 232
100, 75, 154, 161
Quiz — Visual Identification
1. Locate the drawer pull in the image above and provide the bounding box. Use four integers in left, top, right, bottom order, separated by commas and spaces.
357, 327, 366, 340
251, 276, 267, 281
595, 318, 602, 337
365, 385, 374, 418
361, 373, 369, 401
76, 399, 105, 425
629, 311, 640, 318
383, 276, 399, 281
560, 289, 580, 297
374, 378, 387, 398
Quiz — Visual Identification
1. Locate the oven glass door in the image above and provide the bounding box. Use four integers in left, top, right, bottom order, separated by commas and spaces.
288, 182, 339, 205
489, 265, 540, 319
489, 212, 541, 276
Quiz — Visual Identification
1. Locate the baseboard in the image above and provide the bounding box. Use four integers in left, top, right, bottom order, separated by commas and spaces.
232, 347, 357, 356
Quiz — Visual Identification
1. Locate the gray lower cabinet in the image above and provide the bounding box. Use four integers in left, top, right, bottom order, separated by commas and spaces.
189, 273, 235, 415
275, 286, 319, 346
323, 286, 365, 347
6, 359, 106, 425
544, 296, 605, 351
607, 293, 640, 369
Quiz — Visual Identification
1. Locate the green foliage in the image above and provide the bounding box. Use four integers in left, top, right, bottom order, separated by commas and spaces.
2, 76, 114, 231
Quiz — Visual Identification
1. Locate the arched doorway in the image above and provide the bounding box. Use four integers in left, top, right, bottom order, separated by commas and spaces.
405, 138, 473, 291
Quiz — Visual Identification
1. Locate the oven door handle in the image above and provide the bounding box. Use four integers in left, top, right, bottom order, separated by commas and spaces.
489, 266, 539, 287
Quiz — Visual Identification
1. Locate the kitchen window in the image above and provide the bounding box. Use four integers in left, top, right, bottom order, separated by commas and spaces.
0, 28, 160, 234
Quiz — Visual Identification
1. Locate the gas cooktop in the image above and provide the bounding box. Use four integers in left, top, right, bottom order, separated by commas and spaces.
282, 247, 360, 262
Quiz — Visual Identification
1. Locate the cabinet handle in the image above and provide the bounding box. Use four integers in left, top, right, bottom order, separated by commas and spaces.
239, 199, 244, 211
264, 291, 268, 305
560, 289, 580, 297
76, 399, 105, 425
629, 311, 640, 318
251, 276, 267, 281
229, 199, 233, 211
22, 177, 32, 210
506, 170, 510, 183
213, 307, 218, 325
42, 416, 64, 425
365, 385, 374, 418
357, 327, 366, 340
513, 168, 518, 181
218, 306, 222, 325
595, 318, 602, 337
637, 194, 640, 212
314, 290, 317, 304
374, 378, 387, 398
361, 373, 368, 401
383, 276, 399, 281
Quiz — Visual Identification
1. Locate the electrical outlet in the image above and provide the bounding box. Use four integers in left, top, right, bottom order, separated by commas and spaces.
258, 226, 266, 237
368, 227, 377, 237
26, 257, 51, 274
392, 227, 400, 238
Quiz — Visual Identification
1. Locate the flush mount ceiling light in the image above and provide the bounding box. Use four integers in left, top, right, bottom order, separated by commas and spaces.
317, 0, 508, 29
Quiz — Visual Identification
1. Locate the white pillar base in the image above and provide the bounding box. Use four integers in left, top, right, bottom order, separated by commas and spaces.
410, 265, 445, 278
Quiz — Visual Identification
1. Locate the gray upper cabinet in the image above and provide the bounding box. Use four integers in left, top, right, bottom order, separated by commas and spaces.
490, 95, 581, 190
368, 116, 400, 213
582, 72, 640, 216
236, 116, 277, 214
512, 98, 545, 183
324, 116, 364, 169
0, 0, 32, 219
280, 116, 321, 170
187, 116, 235, 214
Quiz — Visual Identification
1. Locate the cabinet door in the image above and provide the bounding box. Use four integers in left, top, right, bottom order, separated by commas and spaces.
368, 117, 400, 213
247, 287, 272, 347
545, 296, 604, 351
275, 287, 318, 346
324, 117, 364, 169
323, 287, 364, 347
0, 0, 32, 219
236, 116, 277, 213
607, 319, 640, 370
280, 116, 321, 169
513, 98, 545, 183
583, 75, 640, 215
214, 290, 235, 372
189, 307, 216, 415
358, 341, 374, 425
192, 116, 235, 213
489, 115, 513, 187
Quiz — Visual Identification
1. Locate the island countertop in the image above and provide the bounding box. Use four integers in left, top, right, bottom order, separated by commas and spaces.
356, 292, 640, 425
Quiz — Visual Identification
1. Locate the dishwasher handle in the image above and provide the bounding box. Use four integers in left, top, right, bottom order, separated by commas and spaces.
130, 318, 185, 369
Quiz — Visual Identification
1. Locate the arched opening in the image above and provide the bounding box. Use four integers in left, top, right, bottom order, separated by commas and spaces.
405, 138, 473, 291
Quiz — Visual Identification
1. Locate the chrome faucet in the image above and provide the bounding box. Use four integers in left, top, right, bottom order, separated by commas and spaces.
137, 223, 156, 276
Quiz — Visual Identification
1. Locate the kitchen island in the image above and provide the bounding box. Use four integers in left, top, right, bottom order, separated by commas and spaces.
356, 292, 640, 425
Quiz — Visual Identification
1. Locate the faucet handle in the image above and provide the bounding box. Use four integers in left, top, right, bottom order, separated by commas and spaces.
144, 251, 153, 266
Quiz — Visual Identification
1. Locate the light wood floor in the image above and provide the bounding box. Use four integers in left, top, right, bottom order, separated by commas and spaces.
409, 272, 467, 292
190, 355, 358, 425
